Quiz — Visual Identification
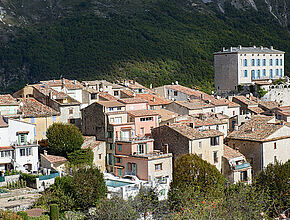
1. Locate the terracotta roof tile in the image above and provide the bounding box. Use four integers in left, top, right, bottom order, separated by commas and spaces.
119, 98, 148, 104
248, 106, 264, 114
168, 123, 224, 140
32, 84, 68, 99
233, 96, 258, 106
259, 101, 279, 110
121, 89, 135, 97
99, 92, 118, 101
41, 154, 67, 164
41, 79, 84, 90
135, 94, 172, 105
223, 145, 244, 160
128, 109, 159, 117
19, 98, 60, 117
25, 208, 46, 217
152, 109, 178, 121
227, 115, 284, 141
275, 106, 290, 116
175, 99, 214, 110
0, 95, 18, 106
97, 100, 125, 108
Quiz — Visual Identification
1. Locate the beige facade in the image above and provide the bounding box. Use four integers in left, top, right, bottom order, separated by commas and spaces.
215, 46, 285, 92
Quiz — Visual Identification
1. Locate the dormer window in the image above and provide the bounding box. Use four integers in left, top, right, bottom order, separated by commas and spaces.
16, 131, 29, 145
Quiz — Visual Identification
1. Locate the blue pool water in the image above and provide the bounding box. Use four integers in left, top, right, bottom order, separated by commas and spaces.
105, 179, 134, 188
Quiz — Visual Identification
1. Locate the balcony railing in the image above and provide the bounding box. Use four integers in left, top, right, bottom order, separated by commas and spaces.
125, 171, 137, 176
115, 136, 152, 142
234, 162, 250, 170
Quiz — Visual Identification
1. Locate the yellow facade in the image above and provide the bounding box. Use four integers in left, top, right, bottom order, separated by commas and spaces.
22, 115, 61, 141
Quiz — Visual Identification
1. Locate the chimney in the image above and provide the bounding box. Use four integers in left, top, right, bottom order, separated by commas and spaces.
73, 80, 77, 85
189, 123, 194, 128
229, 47, 233, 52
175, 81, 179, 85
150, 84, 153, 89
163, 144, 168, 154
239, 45, 242, 49
234, 124, 238, 131
153, 97, 156, 102
222, 47, 225, 52
260, 46, 263, 50
270, 46, 273, 50
253, 45, 256, 48
43, 150, 48, 156
251, 128, 255, 132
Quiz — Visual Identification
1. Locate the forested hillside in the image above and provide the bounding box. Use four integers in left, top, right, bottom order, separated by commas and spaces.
0, 0, 289, 93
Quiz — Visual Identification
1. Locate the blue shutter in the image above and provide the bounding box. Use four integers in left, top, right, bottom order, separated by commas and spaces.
146, 143, 149, 154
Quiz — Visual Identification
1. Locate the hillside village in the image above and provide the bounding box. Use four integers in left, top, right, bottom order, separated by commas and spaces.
0, 46, 289, 218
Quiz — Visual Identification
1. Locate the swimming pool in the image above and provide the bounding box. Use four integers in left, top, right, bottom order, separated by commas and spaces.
105, 179, 134, 188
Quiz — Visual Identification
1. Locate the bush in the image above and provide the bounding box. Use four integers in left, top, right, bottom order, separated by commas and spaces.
67, 149, 94, 167
50, 204, 59, 220
17, 211, 28, 220
46, 123, 84, 157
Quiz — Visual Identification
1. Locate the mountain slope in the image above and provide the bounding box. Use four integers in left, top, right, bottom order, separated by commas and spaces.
0, 0, 289, 93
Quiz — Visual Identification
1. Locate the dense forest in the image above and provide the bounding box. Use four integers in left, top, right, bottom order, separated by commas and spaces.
0, 0, 289, 93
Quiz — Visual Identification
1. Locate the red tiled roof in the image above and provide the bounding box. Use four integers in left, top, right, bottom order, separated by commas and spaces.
41, 79, 84, 90
259, 101, 279, 110
233, 96, 258, 106
175, 99, 214, 110
0, 146, 13, 150
128, 109, 159, 117
97, 100, 125, 108
19, 98, 60, 117
99, 92, 118, 101
41, 154, 67, 164
248, 106, 264, 114
32, 84, 68, 99
227, 115, 284, 141
152, 109, 178, 121
0, 95, 18, 106
119, 98, 148, 104
223, 145, 244, 160
121, 89, 135, 97
168, 123, 224, 140
25, 208, 46, 217
135, 94, 171, 106
275, 106, 290, 116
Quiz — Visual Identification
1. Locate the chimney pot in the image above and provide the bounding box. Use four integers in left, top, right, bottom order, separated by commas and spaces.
234, 124, 238, 131
253, 45, 256, 48
270, 46, 274, 50
44, 150, 47, 156
239, 45, 242, 49
222, 47, 225, 52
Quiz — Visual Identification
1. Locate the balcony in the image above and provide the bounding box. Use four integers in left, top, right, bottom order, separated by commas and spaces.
115, 136, 153, 143
233, 162, 250, 170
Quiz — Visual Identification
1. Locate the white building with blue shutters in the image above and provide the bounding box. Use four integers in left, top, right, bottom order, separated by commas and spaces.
214, 46, 285, 93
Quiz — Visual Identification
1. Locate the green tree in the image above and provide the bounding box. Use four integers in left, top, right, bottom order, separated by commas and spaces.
67, 148, 94, 167
46, 123, 84, 156
71, 167, 107, 210
255, 160, 290, 217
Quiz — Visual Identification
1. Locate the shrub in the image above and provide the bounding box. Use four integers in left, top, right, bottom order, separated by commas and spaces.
17, 211, 28, 220
50, 204, 59, 220
67, 148, 94, 167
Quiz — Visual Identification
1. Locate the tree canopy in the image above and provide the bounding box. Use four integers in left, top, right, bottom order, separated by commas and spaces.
46, 123, 84, 157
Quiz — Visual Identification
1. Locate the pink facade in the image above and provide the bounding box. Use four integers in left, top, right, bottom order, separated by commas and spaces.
130, 115, 159, 137
115, 140, 154, 156
124, 102, 149, 111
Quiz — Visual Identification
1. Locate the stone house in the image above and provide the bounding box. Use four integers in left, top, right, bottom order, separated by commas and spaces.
0, 95, 19, 116
222, 145, 252, 184
40, 151, 67, 174
272, 106, 290, 122
227, 115, 290, 176
152, 123, 224, 171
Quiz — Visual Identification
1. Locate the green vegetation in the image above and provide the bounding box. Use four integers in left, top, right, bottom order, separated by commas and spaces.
257, 85, 268, 98
46, 123, 84, 157
67, 148, 94, 167
49, 204, 59, 220
35, 167, 107, 211
255, 160, 290, 217
0, 0, 289, 93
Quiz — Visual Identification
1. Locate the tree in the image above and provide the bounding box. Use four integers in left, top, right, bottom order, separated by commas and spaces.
46, 123, 84, 156
67, 148, 94, 167
71, 167, 107, 210
255, 160, 290, 217
169, 154, 225, 210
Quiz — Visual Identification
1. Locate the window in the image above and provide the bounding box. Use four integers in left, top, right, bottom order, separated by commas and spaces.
140, 117, 153, 121
155, 163, 162, 171
240, 171, 248, 182
276, 69, 279, 76
115, 117, 122, 124
213, 151, 218, 163
270, 69, 273, 78
69, 119, 76, 124
117, 144, 122, 152
280, 59, 282, 66
91, 94, 98, 99
274, 156, 277, 163
198, 154, 202, 158
108, 107, 114, 111
69, 108, 73, 114
262, 59, 266, 66
257, 70, 261, 79
174, 91, 178, 96
30, 117, 35, 123
275, 59, 279, 65
269, 59, 273, 66
257, 59, 260, 66
116, 107, 122, 111
20, 149, 26, 157
26, 148, 32, 156
117, 168, 122, 176
263, 69, 266, 76
52, 115, 56, 122
107, 131, 113, 138
251, 59, 255, 66
251, 70, 255, 80
274, 142, 277, 149
244, 70, 248, 77
137, 144, 145, 154
198, 141, 202, 149
110, 118, 114, 123
109, 143, 113, 150
280, 69, 283, 77
114, 91, 119, 96
243, 59, 248, 66
140, 128, 144, 135
210, 137, 219, 146
116, 157, 122, 163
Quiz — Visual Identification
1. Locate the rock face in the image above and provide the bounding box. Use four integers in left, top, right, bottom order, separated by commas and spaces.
0, 0, 288, 29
